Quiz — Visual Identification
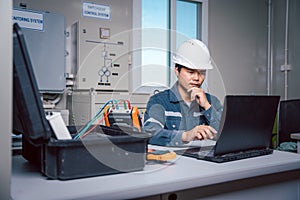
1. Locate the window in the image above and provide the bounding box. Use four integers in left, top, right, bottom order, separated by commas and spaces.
172, 0, 203, 85
141, 0, 169, 87
133, 0, 206, 91
176, 0, 202, 47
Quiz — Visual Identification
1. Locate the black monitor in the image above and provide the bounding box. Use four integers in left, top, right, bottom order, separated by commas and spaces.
12, 23, 52, 146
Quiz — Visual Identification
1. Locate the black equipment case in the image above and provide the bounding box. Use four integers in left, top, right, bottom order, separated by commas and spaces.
12, 23, 150, 180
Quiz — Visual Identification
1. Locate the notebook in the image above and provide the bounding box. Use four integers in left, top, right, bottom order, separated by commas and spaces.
175, 95, 280, 163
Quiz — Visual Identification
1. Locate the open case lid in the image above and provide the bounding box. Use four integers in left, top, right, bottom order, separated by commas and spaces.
13, 23, 52, 145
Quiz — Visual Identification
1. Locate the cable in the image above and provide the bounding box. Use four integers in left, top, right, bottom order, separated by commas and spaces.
73, 99, 116, 140
79, 103, 116, 139
73, 99, 132, 140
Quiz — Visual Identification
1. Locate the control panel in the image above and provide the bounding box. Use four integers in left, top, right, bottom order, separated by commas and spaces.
76, 21, 131, 91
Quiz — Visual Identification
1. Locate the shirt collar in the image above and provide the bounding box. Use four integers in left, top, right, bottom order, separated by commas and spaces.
169, 81, 183, 103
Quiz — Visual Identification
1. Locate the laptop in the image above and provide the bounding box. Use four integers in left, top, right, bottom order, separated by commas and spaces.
175, 95, 280, 163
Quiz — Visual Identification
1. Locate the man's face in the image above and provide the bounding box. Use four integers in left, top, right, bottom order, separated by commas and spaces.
175, 66, 206, 91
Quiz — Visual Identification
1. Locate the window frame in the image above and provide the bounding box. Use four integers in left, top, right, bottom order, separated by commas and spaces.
132, 0, 208, 93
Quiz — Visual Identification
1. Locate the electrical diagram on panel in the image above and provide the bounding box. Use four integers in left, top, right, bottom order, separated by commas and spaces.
86, 40, 124, 87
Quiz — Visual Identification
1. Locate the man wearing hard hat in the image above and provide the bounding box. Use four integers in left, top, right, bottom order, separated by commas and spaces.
143, 39, 223, 146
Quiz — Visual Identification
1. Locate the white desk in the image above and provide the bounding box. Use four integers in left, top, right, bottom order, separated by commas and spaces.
11, 149, 300, 200
291, 133, 300, 153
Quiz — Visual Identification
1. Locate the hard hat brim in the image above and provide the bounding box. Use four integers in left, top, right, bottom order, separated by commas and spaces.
173, 57, 213, 70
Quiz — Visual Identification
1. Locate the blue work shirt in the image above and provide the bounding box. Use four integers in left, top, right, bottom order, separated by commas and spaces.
143, 82, 223, 146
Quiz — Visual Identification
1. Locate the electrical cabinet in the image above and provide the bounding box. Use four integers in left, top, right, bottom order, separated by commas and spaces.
20, 10, 66, 93
76, 22, 131, 91
72, 0, 133, 91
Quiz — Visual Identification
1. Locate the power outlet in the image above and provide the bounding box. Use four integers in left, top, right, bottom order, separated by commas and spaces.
280, 64, 292, 71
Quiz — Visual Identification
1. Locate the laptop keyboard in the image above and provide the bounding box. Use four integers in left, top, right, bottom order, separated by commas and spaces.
219, 148, 273, 158
176, 147, 273, 163
207, 148, 274, 163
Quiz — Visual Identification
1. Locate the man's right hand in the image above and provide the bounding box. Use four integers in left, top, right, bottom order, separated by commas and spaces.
182, 125, 217, 142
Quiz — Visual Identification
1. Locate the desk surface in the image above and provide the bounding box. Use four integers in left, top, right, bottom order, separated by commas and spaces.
11, 148, 300, 200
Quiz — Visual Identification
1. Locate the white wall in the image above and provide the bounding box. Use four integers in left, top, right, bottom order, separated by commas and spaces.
208, 0, 268, 95
208, 0, 300, 99
272, 0, 300, 99
0, 0, 12, 198
287, 0, 300, 99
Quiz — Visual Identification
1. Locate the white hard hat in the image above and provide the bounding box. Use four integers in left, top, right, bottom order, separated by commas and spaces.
173, 39, 213, 70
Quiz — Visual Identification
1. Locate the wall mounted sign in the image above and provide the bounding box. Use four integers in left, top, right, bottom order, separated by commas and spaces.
82, 2, 111, 20
13, 9, 44, 31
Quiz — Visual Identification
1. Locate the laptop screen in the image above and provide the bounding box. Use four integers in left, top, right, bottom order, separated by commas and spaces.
214, 95, 280, 156
13, 23, 52, 145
